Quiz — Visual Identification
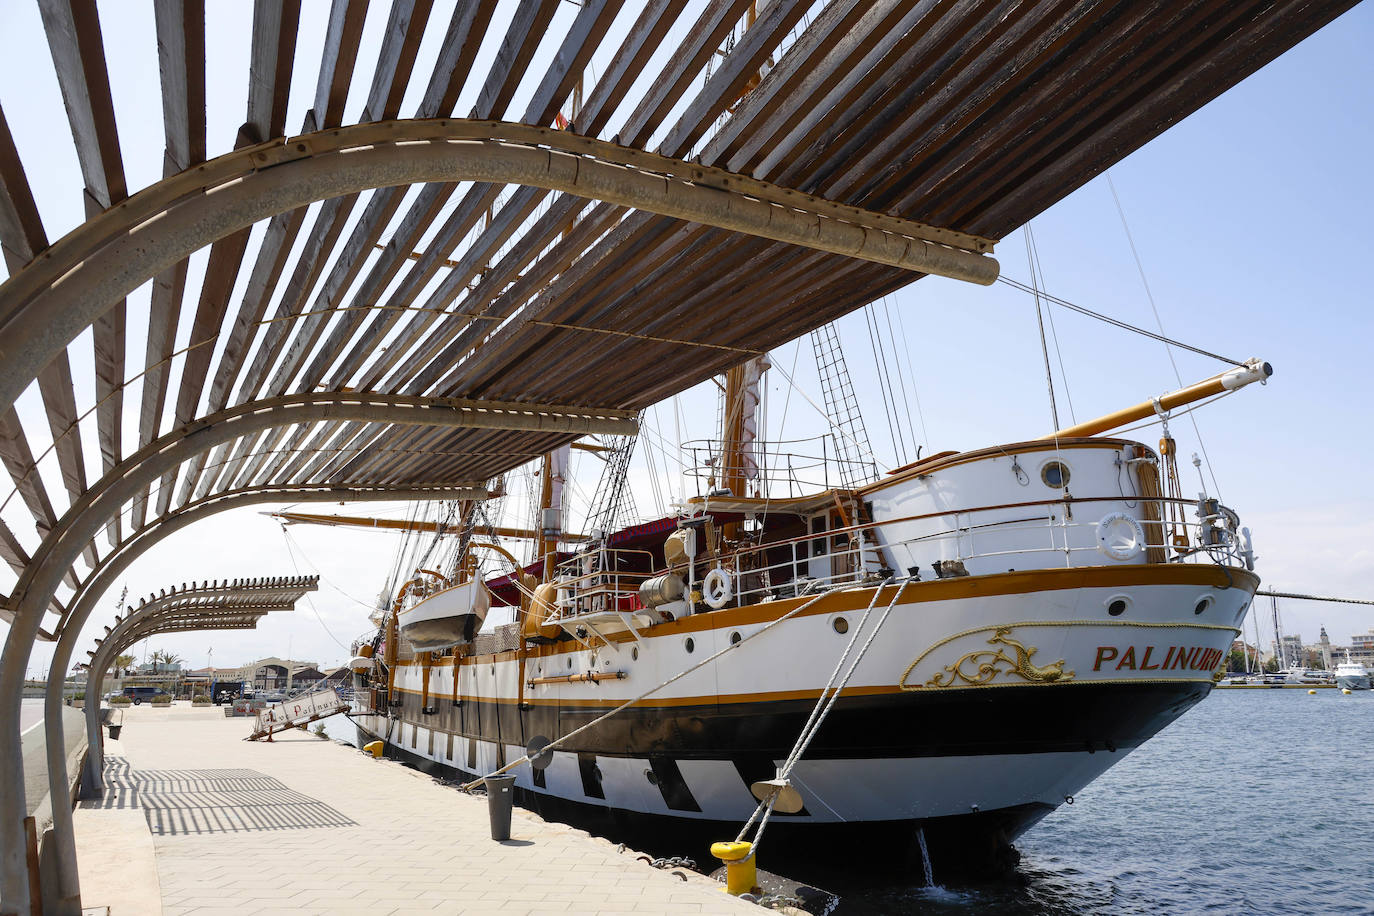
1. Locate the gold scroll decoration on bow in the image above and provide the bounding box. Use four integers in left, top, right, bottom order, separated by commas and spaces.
901, 626, 1075, 690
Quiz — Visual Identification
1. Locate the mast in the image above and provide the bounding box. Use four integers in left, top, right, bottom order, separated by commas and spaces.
721, 365, 748, 501
267, 510, 585, 541
1047, 359, 1271, 439
716, 356, 769, 540
539, 445, 569, 582
1271, 595, 1285, 668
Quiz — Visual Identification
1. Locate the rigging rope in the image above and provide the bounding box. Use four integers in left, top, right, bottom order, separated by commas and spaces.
1105, 171, 1225, 501
771, 359, 883, 475
278, 525, 351, 652
994, 276, 1244, 367
738, 578, 911, 857
1025, 224, 1077, 425
1025, 226, 1061, 431
880, 296, 921, 455
459, 587, 842, 791
891, 300, 930, 450
863, 305, 906, 465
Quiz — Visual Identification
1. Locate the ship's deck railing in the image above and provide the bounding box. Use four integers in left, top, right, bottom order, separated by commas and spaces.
550, 547, 658, 619
680, 437, 873, 500
543, 493, 1246, 616
690, 494, 1245, 610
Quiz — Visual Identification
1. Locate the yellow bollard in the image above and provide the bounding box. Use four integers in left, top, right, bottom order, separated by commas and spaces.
363, 740, 384, 758
710, 840, 756, 896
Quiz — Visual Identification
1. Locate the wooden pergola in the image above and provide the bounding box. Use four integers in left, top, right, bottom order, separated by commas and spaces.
0, 2, 1357, 912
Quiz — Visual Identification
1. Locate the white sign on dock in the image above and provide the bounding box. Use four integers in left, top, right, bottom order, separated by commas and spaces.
249, 688, 348, 740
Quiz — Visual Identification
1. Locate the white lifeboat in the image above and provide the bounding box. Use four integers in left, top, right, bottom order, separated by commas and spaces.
398, 579, 492, 652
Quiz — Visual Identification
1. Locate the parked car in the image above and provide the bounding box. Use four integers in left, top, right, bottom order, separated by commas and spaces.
122, 686, 169, 705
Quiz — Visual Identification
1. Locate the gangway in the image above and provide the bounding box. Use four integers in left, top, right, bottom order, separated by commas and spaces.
247, 686, 349, 742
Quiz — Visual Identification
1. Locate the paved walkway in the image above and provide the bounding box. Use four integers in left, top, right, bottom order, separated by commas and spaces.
75, 704, 758, 915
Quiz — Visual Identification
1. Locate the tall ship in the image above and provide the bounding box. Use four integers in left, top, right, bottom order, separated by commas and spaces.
328, 350, 1272, 874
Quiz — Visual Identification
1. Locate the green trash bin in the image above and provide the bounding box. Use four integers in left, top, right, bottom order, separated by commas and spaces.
486, 775, 517, 841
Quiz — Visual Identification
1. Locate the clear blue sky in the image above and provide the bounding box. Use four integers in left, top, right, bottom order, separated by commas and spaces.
2, 3, 1371, 677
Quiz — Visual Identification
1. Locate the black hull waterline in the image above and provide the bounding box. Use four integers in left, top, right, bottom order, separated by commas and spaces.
351, 680, 1211, 876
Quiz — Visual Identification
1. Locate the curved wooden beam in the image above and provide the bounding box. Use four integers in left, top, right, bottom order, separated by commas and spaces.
0, 119, 999, 416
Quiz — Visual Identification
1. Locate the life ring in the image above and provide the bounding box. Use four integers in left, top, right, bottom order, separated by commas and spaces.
1096, 512, 1146, 561
702, 567, 733, 609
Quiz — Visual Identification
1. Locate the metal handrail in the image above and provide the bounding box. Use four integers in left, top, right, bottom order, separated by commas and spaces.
551, 548, 658, 619
551, 493, 1245, 612
680, 436, 872, 498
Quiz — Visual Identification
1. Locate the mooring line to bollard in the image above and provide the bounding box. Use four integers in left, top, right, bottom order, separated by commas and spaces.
738, 578, 912, 858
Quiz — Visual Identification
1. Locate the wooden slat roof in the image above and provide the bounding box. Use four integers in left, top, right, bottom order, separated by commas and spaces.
0, 0, 1356, 623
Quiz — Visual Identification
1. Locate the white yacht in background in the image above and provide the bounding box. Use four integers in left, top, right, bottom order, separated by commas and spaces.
1334, 652, 1370, 690
1274, 667, 1331, 685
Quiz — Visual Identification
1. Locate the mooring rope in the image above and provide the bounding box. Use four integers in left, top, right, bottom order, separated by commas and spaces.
738, 578, 913, 857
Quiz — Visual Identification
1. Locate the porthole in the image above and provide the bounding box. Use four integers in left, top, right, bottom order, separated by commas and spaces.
1194, 597, 1214, 616
566, 657, 572, 669
729, 631, 742, 645
684, 637, 696, 654
1041, 460, 1070, 489
1108, 599, 1127, 617
833, 617, 850, 634
631, 646, 639, 661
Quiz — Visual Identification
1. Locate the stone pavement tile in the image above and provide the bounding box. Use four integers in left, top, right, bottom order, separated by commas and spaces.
538, 889, 593, 901
77, 704, 758, 915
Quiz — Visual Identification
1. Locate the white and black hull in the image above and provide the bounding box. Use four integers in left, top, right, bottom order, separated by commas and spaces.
353, 564, 1254, 873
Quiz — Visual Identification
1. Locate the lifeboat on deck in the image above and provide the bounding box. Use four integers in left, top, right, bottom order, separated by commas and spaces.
398, 579, 491, 652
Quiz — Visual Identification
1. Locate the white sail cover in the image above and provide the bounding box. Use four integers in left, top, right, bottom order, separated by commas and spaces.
739, 355, 771, 495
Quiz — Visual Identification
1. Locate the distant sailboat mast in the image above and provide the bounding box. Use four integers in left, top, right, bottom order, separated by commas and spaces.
1271, 594, 1286, 669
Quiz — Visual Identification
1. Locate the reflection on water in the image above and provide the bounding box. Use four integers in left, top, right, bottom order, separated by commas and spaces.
831, 690, 1374, 914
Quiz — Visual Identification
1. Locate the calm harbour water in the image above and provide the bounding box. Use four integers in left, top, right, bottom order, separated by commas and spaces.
316, 692, 1373, 914
836, 689, 1374, 915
